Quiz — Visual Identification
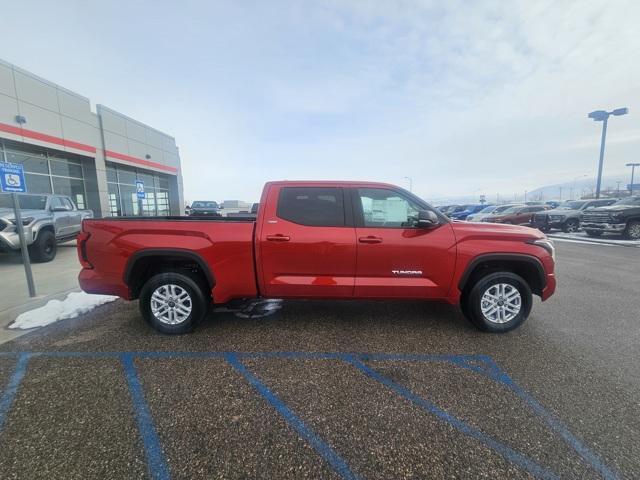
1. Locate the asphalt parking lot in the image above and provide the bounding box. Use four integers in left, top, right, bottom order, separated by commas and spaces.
0, 242, 638, 479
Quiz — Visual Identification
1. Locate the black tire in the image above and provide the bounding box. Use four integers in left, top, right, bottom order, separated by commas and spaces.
462, 272, 532, 333
562, 219, 580, 233
28, 229, 57, 263
139, 272, 209, 334
624, 221, 640, 240
585, 230, 603, 237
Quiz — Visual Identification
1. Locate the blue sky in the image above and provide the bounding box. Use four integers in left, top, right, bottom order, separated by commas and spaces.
2, 0, 640, 203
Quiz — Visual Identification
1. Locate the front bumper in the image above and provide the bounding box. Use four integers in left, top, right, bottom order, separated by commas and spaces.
581, 222, 626, 233
0, 225, 37, 250
541, 273, 556, 301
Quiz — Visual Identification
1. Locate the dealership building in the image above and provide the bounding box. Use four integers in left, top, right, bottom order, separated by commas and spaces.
0, 59, 184, 217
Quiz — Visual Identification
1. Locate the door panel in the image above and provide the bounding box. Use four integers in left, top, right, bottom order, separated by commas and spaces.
259, 186, 357, 298
353, 188, 457, 298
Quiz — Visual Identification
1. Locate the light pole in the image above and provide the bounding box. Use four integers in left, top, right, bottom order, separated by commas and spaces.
627, 162, 640, 195
404, 176, 413, 192
588, 107, 629, 198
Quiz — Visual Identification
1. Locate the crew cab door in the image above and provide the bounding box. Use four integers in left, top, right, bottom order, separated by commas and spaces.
258, 185, 357, 298
352, 187, 456, 298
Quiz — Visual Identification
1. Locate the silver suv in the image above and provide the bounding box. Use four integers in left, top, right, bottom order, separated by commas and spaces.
0, 193, 93, 262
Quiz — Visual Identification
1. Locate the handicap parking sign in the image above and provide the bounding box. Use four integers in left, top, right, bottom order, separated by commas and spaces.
136, 180, 145, 199
0, 162, 27, 193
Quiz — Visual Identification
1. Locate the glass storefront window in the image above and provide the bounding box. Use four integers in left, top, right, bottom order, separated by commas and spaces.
52, 177, 87, 209
106, 164, 118, 183
119, 185, 139, 216
117, 166, 137, 186
50, 159, 83, 179
6, 151, 50, 174
24, 173, 52, 194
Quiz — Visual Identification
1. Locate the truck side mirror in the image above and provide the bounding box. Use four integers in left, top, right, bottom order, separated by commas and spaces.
416, 210, 439, 228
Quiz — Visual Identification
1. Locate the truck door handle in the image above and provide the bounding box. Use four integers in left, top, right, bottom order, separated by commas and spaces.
266, 234, 290, 242
359, 236, 383, 244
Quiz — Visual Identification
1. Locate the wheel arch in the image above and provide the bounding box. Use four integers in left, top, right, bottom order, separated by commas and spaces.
124, 249, 215, 299
458, 253, 546, 297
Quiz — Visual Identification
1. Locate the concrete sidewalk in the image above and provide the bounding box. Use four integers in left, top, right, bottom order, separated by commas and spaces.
0, 241, 80, 343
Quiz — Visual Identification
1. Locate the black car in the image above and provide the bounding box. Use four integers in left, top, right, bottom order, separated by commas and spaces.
531, 198, 617, 233
189, 201, 221, 217
581, 196, 640, 239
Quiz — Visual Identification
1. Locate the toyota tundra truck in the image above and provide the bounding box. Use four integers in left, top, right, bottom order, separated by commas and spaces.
77, 181, 556, 334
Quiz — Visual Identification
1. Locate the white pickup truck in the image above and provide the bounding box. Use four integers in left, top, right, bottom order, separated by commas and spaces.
0, 193, 93, 262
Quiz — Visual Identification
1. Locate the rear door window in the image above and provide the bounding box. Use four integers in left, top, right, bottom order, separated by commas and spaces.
277, 187, 345, 227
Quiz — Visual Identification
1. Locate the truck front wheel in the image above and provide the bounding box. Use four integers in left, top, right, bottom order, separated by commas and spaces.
28, 229, 57, 263
139, 272, 209, 334
624, 221, 640, 240
462, 272, 532, 333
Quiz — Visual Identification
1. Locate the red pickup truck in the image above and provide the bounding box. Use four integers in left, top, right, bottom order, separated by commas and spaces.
77, 181, 556, 334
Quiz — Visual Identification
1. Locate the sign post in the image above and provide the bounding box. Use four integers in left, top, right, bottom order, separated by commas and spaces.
0, 162, 36, 297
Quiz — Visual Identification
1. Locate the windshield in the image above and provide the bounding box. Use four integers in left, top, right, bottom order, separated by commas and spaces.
192, 201, 218, 208
613, 197, 640, 206
479, 206, 495, 213
0, 193, 48, 210
557, 201, 586, 210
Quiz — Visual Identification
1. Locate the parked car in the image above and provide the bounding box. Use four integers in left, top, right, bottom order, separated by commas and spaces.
449, 204, 493, 221
581, 196, 640, 239
482, 205, 548, 225
531, 198, 618, 233
467, 204, 524, 222
0, 193, 93, 262
189, 201, 221, 217
78, 180, 556, 334
436, 205, 459, 214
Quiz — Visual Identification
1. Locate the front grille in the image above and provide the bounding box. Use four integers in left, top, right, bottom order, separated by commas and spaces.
583, 213, 611, 223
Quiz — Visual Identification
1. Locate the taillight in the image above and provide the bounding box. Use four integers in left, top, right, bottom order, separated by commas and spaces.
77, 231, 93, 269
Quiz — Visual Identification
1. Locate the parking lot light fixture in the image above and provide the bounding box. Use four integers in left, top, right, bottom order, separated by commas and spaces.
626, 162, 640, 195
588, 107, 629, 199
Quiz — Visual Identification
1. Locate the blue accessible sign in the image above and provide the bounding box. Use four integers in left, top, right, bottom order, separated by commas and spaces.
0, 162, 27, 193
136, 180, 145, 199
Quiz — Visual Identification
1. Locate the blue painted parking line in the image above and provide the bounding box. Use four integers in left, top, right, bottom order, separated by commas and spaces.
0, 353, 30, 432
343, 355, 560, 480
121, 353, 171, 480
225, 352, 359, 480
0, 350, 620, 480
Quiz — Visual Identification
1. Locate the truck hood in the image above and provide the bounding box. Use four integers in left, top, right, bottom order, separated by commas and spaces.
0, 207, 48, 220
590, 204, 637, 212
450, 220, 545, 241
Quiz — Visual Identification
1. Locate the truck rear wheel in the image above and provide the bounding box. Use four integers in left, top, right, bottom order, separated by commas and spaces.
462, 272, 532, 333
139, 272, 209, 334
28, 229, 57, 263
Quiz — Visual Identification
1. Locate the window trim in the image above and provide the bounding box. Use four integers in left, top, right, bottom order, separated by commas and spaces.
275, 186, 353, 228
350, 187, 447, 229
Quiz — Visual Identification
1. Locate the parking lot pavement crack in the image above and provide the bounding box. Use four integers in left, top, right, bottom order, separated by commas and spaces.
342, 354, 560, 480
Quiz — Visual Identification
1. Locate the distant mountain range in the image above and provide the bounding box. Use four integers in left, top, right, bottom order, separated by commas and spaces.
428, 174, 634, 206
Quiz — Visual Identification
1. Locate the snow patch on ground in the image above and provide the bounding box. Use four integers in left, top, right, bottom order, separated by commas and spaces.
10, 292, 118, 330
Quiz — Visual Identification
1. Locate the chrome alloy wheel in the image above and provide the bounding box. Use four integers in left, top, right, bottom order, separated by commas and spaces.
480, 283, 521, 324
150, 284, 192, 325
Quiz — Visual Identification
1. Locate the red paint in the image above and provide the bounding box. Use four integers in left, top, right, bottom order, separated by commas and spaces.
104, 149, 177, 173
0, 122, 177, 173
78, 181, 556, 308
0, 122, 96, 153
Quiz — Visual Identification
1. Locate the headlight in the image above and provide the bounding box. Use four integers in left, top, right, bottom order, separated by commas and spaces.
610, 212, 624, 221
529, 238, 556, 262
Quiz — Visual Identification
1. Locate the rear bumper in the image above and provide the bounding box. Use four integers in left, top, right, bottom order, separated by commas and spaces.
581, 222, 626, 233
78, 268, 130, 299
